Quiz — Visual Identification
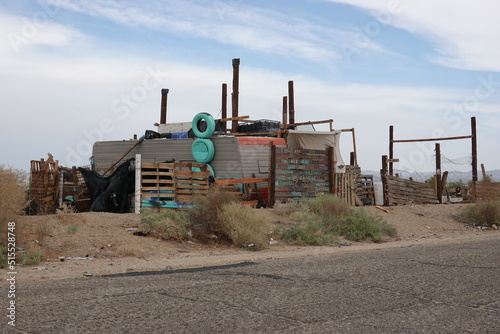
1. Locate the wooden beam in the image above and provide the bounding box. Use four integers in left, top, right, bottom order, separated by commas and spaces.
218, 115, 249, 122
214, 178, 268, 185
288, 119, 334, 127
393, 135, 472, 143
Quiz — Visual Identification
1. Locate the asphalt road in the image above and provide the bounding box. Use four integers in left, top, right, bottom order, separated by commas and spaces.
5, 237, 500, 333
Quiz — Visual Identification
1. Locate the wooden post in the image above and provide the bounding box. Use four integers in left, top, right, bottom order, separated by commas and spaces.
288, 80, 295, 128
435, 143, 442, 203
381, 155, 389, 206
351, 128, 357, 166
350, 152, 355, 166
471, 116, 478, 182
389, 125, 394, 176
441, 171, 449, 202
134, 154, 142, 214
481, 163, 487, 180
268, 144, 276, 208
221, 83, 227, 130
58, 170, 64, 209
327, 147, 336, 195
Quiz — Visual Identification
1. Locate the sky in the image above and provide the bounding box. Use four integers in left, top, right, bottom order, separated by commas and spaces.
1, 0, 499, 176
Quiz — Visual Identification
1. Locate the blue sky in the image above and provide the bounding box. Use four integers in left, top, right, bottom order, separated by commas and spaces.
1, 0, 499, 176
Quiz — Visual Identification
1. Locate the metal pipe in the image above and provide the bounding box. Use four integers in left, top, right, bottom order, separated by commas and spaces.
288, 80, 295, 128
160, 88, 169, 124
221, 83, 227, 130
231, 58, 240, 132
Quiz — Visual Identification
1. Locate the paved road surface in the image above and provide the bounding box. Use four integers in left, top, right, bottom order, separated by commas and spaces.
5, 237, 500, 333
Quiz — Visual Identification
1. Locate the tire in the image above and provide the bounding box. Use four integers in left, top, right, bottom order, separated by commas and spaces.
191, 138, 215, 163
192, 112, 215, 138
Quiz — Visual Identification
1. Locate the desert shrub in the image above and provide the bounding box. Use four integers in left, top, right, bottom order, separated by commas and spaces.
217, 202, 269, 248
337, 209, 397, 242
139, 208, 190, 241
20, 250, 43, 266
35, 222, 50, 244
0, 245, 7, 269
306, 194, 350, 223
461, 200, 500, 227
0, 165, 28, 220
276, 195, 397, 244
0, 166, 28, 247
187, 188, 237, 240
66, 224, 78, 235
273, 200, 309, 217
278, 224, 337, 246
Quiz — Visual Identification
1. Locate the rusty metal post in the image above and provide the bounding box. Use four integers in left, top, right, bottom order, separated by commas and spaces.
160, 88, 169, 124
471, 116, 478, 182
282, 96, 287, 135
231, 58, 240, 132
288, 80, 295, 128
435, 143, 442, 203
221, 83, 227, 131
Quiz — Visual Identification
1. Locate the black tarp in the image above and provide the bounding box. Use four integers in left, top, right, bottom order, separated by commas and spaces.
79, 159, 134, 213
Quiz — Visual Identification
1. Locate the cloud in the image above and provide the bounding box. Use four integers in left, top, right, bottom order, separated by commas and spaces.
39, 0, 389, 66
0, 10, 85, 54
323, 0, 500, 71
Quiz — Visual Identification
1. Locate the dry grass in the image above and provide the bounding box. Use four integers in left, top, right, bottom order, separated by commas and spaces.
35, 221, 50, 245
188, 187, 238, 241
0, 165, 28, 246
217, 202, 269, 248
139, 208, 190, 241
461, 200, 500, 227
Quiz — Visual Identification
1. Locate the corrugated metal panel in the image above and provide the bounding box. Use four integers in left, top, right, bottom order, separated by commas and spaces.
92, 137, 243, 178
238, 144, 272, 179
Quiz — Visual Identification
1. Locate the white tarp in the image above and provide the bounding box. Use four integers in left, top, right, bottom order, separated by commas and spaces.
287, 130, 346, 173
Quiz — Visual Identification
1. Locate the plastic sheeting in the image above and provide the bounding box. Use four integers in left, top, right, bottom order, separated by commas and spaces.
287, 130, 346, 173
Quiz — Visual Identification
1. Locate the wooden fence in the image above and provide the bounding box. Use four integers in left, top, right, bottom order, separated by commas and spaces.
137, 159, 211, 211
268, 146, 359, 206
380, 155, 437, 205
474, 182, 500, 201
30, 159, 59, 213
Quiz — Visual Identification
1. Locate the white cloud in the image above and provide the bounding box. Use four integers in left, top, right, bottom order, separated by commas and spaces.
0, 11, 85, 54
324, 0, 500, 71
40, 0, 389, 66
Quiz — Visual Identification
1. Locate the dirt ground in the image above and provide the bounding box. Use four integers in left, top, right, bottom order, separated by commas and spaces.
3, 203, 499, 283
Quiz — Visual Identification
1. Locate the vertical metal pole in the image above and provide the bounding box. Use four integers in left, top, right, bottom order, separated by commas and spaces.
471, 116, 478, 182
160, 88, 169, 124
389, 125, 394, 176
221, 83, 227, 131
288, 80, 295, 128
282, 96, 287, 135
231, 58, 240, 132
435, 143, 442, 203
